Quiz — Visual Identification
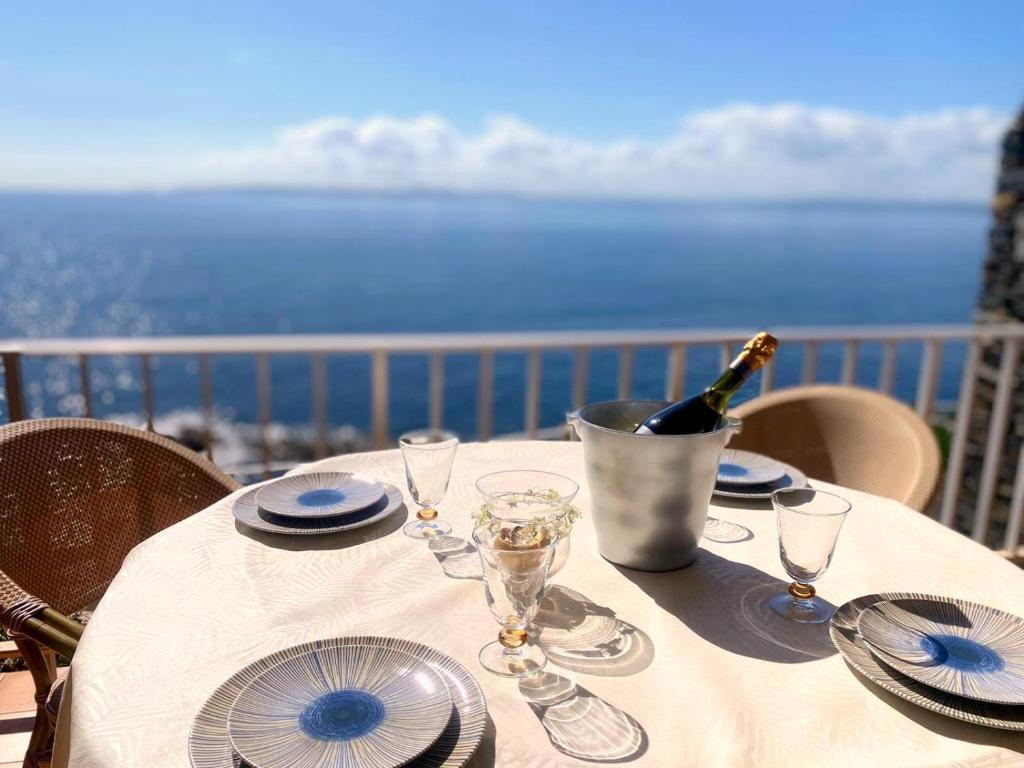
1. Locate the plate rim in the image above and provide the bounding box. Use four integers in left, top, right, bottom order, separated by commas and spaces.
857, 596, 1024, 706
255, 472, 387, 520
188, 635, 488, 768
226, 644, 452, 768
717, 449, 788, 486
232, 482, 403, 536
829, 591, 1024, 731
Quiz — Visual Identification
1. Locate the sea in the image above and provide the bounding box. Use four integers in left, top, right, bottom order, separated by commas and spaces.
0, 191, 988, 453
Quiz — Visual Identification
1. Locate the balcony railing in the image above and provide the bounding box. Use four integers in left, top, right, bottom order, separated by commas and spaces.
2, 324, 1022, 553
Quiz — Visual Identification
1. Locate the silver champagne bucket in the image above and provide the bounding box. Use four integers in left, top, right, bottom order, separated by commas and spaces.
569, 400, 740, 571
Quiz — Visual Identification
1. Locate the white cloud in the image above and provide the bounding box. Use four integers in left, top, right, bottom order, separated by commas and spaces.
1, 103, 1011, 200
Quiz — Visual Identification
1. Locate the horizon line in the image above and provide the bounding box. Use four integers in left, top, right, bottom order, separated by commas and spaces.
0, 184, 991, 209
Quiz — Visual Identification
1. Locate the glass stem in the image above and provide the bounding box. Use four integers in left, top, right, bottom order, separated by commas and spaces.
788, 581, 816, 609
499, 627, 527, 655
417, 506, 437, 521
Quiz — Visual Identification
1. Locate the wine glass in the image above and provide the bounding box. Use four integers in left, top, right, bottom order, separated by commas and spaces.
769, 487, 850, 623
399, 429, 458, 539
474, 470, 579, 578
473, 517, 559, 677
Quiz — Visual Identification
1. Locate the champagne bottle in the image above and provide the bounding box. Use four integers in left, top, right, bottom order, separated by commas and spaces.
634, 331, 778, 435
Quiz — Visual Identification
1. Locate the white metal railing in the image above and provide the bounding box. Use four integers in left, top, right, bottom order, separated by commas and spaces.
2, 324, 1023, 551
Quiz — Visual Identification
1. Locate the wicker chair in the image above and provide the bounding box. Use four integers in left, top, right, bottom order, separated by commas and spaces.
730, 385, 941, 512
0, 418, 240, 767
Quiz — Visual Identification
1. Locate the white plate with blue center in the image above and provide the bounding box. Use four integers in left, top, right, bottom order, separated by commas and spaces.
858, 597, 1024, 705
232, 483, 403, 537
717, 449, 788, 486
256, 473, 386, 519
227, 644, 453, 768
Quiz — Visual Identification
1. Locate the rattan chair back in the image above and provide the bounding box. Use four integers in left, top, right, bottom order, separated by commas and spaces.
730, 385, 941, 511
0, 418, 239, 616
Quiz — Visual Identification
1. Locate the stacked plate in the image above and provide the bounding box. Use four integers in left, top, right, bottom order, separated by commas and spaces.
713, 449, 808, 501
232, 472, 404, 536
830, 592, 1024, 730
189, 636, 488, 768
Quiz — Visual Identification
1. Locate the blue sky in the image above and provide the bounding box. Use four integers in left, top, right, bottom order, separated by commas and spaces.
1, 1, 1021, 198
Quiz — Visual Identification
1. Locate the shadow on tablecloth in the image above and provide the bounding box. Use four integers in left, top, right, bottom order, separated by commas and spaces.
428, 535, 484, 580
519, 671, 648, 763
616, 549, 837, 663
534, 585, 654, 677
848, 665, 1024, 754
703, 516, 754, 543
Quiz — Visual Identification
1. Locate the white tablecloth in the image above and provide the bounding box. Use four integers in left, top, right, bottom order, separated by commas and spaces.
54, 441, 1024, 767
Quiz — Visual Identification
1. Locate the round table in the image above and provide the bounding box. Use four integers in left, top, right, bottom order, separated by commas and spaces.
54, 441, 1024, 767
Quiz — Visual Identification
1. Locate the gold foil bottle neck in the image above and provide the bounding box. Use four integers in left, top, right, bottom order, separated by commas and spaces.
738, 332, 778, 370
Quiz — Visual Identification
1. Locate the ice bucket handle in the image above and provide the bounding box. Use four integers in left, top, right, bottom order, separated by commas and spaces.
566, 409, 582, 441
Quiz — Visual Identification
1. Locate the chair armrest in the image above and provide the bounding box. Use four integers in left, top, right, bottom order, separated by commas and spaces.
0, 575, 81, 660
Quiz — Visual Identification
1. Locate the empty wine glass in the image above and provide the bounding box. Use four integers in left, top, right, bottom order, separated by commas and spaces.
473, 517, 559, 678
400, 429, 458, 539
769, 487, 850, 623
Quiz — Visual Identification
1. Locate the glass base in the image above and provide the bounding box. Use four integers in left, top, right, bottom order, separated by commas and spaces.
403, 519, 452, 539
479, 640, 546, 678
768, 591, 832, 623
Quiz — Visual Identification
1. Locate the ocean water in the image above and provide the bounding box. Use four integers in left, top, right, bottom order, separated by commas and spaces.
0, 192, 987, 438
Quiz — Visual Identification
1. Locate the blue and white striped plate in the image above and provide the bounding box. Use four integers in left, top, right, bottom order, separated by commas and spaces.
233, 483, 403, 536
227, 644, 452, 768
858, 596, 1024, 706
188, 636, 488, 768
830, 592, 1024, 731
256, 473, 386, 519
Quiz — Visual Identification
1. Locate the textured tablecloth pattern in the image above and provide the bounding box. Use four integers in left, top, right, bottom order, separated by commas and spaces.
54, 441, 1024, 767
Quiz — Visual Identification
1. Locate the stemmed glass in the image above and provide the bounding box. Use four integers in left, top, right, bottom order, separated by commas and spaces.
769, 487, 850, 623
473, 517, 559, 678
399, 429, 458, 539
474, 470, 579, 578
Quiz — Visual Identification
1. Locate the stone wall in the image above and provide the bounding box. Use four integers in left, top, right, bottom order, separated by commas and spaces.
960, 108, 1024, 547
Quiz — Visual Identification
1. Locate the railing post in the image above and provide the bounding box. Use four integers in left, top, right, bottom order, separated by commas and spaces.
939, 340, 980, 528
371, 351, 389, 449
78, 354, 93, 418
972, 338, 1021, 543
720, 342, 733, 372
312, 353, 328, 459
759, 357, 775, 396
879, 340, 897, 394
666, 344, 686, 402
573, 348, 589, 410
477, 350, 494, 441
914, 339, 942, 419
1, 352, 26, 422
199, 354, 214, 461
140, 354, 155, 431
525, 349, 540, 437
841, 341, 858, 386
1003, 447, 1024, 553
257, 354, 272, 479
802, 342, 819, 385
617, 346, 634, 400
429, 352, 444, 430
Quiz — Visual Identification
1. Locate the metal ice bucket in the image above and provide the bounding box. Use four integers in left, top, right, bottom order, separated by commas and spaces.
569, 400, 740, 571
